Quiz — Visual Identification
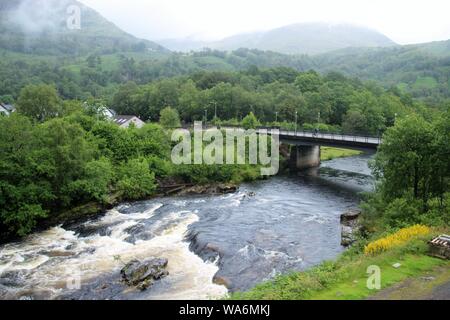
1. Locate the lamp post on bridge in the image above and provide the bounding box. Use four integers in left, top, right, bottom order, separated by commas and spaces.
295, 111, 298, 134
204, 109, 208, 127
210, 101, 218, 126
275, 111, 278, 124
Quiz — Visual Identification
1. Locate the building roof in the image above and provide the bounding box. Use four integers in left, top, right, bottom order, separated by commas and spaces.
113, 115, 142, 125
0, 103, 15, 112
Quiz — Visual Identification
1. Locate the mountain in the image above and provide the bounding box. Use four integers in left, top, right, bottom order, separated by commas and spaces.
160, 23, 396, 55
0, 0, 167, 55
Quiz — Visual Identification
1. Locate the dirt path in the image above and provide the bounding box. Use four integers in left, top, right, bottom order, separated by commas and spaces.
368, 266, 450, 300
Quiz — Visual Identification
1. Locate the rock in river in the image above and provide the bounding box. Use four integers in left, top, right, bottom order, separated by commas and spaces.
340, 209, 362, 247
121, 258, 169, 291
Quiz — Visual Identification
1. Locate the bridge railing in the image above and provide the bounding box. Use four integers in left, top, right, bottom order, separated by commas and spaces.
274, 129, 382, 144
182, 124, 382, 144
252, 126, 381, 145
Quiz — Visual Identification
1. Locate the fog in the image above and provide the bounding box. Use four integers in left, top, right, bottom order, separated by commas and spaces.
6, 0, 72, 33
79, 0, 450, 44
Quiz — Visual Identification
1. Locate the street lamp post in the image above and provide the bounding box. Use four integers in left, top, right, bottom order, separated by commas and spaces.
295, 111, 298, 134
275, 111, 278, 123
205, 109, 208, 127
214, 102, 217, 120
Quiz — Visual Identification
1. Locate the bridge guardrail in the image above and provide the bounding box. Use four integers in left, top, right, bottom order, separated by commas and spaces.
181, 124, 382, 145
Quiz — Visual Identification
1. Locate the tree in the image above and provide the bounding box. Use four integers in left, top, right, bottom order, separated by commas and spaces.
372, 115, 440, 209
0, 114, 50, 237
295, 71, 322, 93
16, 84, 60, 122
342, 110, 367, 134
111, 81, 139, 115
242, 112, 260, 129
159, 107, 181, 128
116, 158, 157, 200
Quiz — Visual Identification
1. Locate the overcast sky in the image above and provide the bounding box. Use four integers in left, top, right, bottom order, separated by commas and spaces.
79, 0, 450, 44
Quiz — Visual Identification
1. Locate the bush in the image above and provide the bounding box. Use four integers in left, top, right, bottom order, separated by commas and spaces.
116, 158, 157, 200
241, 112, 260, 129
1, 204, 48, 237
383, 197, 421, 228
66, 158, 114, 203
159, 107, 181, 128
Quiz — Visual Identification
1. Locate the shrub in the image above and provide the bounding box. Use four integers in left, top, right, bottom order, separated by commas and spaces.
159, 107, 181, 128
116, 158, 157, 200
241, 112, 260, 129
364, 225, 431, 255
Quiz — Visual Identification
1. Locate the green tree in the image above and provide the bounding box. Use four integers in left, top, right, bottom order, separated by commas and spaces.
295, 71, 323, 93
17, 84, 60, 122
372, 114, 449, 218
159, 107, 181, 128
242, 112, 260, 129
116, 158, 157, 200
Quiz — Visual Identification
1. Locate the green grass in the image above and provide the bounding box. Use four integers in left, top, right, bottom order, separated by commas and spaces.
310, 254, 445, 300
321, 147, 362, 161
412, 76, 438, 90
230, 232, 449, 300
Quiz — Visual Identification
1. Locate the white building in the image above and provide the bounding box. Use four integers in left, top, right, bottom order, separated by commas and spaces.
102, 108, 117, 120
0, 103, 15, 116
113, 115, 145, 128
0, 105, 8, 116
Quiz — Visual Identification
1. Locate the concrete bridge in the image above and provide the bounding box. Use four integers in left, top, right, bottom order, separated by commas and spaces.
257, 128, 381, 170
196, 124, 381, 170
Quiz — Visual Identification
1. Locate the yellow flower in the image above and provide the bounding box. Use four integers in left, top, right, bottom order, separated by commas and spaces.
364, 225, 430, 255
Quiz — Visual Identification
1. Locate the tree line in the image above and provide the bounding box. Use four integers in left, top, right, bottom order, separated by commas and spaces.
110, 68, 433, 135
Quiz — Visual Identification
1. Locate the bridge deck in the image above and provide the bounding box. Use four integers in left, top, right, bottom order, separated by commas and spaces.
202, 125, 381, 150
258, 129, 381, 150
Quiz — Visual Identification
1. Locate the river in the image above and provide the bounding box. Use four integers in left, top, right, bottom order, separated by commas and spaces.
0, 153, 374, 300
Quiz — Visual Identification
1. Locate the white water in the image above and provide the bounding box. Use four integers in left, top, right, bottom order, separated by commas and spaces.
0, 203, 227, 300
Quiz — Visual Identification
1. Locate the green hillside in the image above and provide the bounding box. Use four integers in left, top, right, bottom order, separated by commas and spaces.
0, 0, 167, 55
213, 23, 396, 55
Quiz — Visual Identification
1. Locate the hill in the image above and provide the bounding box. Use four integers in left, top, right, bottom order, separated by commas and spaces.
161, 23, 396, 55
0, 0, 167, 55
313, 39, 450, 103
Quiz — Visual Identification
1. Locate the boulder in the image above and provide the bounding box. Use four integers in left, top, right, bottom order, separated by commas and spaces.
120, 258, 169, 291
217, 184, 238, 194
213, 275, 232, 289
341, 225, 357, 247
178, 183, 238, 196
341, 209, 362, 247
340, 209, 361, 224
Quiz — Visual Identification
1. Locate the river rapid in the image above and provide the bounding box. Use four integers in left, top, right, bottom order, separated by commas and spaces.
0, 153, 374, 300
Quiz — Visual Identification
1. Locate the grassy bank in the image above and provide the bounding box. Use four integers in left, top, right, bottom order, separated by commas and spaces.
231, 228, 449, 300
321, 147, 362, 161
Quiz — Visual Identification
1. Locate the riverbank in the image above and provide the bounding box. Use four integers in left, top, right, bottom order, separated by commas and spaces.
321, 147, 362, 161
1, 146, 359, 245
230, 227, 449, 300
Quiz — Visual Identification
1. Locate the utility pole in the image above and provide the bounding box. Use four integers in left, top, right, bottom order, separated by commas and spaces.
317, 111, 321, 133
214, 101, 217, 120
295, 111, 298, 134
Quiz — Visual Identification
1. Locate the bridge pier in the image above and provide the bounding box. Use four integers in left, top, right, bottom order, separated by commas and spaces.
290, 145, 321, 170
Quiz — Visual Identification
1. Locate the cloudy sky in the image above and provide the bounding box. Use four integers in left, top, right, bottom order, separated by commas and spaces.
80, 0, 450, 44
